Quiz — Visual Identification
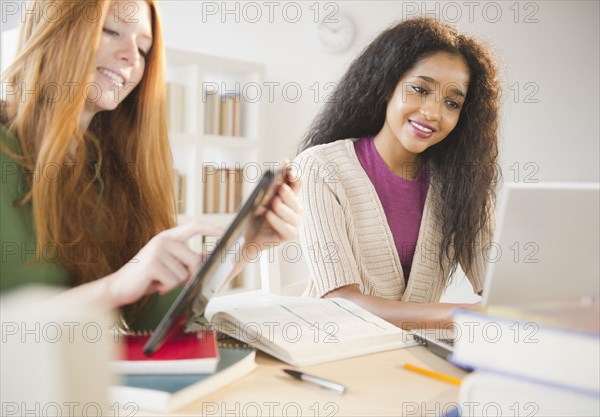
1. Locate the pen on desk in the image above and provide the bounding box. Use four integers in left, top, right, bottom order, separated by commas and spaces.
402, 363, 462, 386
283, 369, 348, 394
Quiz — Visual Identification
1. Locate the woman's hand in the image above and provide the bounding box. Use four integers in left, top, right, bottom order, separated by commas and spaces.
106, 222, 222, 307
244, 164, 302, 254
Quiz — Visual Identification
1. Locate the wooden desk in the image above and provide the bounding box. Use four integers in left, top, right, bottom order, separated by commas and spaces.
177, 345, 467, 416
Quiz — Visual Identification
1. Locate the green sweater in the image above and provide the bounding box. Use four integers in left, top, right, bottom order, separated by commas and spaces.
0, 124, 179, 330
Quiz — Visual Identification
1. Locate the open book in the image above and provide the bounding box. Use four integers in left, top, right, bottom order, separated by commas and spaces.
201, 291, 415, 367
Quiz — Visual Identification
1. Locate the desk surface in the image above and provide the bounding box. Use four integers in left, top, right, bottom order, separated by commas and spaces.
176, 345, 467, 416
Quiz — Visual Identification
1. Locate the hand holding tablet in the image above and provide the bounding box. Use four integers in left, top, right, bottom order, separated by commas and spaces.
144, 167, 300, 356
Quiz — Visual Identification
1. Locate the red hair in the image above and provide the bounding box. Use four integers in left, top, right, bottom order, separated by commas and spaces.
1, 0, 175, 293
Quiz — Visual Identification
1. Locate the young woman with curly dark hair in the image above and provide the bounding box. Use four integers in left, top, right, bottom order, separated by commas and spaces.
296, 17, 501, 328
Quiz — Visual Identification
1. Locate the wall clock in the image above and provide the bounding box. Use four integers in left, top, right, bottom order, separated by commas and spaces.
316, 11, 356, 54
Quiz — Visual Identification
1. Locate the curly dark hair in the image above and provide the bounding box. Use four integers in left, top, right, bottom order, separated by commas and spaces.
300, 17, 501, 280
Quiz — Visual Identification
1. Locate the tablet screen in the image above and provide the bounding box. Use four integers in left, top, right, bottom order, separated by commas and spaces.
143, 168, 286, 355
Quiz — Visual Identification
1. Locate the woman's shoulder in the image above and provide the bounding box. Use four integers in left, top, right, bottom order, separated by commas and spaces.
294, 139, 375, 201
1, 122, 27, 205
1, 123, 23, 188
0, 123, 70, 294
0, 121, 20, 156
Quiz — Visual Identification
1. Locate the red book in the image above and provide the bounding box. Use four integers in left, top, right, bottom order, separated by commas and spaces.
111, 331, 219, 375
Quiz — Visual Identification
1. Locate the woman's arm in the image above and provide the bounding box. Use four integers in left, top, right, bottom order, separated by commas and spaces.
325, 284, 476, 329
55, 169, 302, 311
53, 222, 222, 309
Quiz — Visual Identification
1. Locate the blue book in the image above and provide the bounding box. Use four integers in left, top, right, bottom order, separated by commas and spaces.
109, 347, 256, 413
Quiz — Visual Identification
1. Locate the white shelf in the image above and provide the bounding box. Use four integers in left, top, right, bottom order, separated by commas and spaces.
170, 133, 257, 149
166, 49, 264, 74
176, 213, 235, 225
204, 135, 257, 150
186, 213, 236, 224
168, 48, 265, 292
169, 132, 197, 146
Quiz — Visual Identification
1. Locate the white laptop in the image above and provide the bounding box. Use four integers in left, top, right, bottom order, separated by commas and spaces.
483, 181, 599, 304
413, 182, 600, 359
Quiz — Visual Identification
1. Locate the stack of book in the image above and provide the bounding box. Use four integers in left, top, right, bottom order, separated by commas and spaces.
167, 83, 243, 137
202, 166, 243, 214
204, 89, 242, 137
109, 330, 256, 413
451, 299, 600, 416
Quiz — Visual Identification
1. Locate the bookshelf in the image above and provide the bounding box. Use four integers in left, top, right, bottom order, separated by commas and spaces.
165, 48, 266, 291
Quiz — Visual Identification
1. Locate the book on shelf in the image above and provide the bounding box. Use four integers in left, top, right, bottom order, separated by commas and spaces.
201, 290, 416, 367
202, 165, 219, 214
110, 330, 219, 375
231, 94, 241, 137
458, 371, 600, 417
451, 298, 600, 395
203, 88, 242, 137
217, 167, 228, 213
219, 93, 241, 137
225, 168, 242, 212
109, 347, 256, 413
166, 82, 185, 133
219, 93, 233, 136
202, 166, 243, 214
204, 89, 221, 135
173, 169, 186, 215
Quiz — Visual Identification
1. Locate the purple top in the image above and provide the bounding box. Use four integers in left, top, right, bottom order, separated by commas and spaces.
354, 138, 429, 281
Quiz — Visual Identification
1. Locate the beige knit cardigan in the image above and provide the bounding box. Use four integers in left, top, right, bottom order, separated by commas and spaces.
295, 139, 488, 303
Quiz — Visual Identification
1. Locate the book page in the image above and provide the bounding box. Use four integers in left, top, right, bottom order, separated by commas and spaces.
204, 291, 414, 366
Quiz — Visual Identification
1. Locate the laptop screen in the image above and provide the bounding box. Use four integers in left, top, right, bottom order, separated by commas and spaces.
482, 182, 600, 306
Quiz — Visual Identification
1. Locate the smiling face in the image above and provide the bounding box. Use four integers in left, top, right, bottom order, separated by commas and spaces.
374, 51, 470, 175
84, 0, 152, 119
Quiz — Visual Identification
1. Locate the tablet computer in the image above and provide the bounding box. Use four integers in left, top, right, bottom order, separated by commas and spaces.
143, 168, 288, 355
